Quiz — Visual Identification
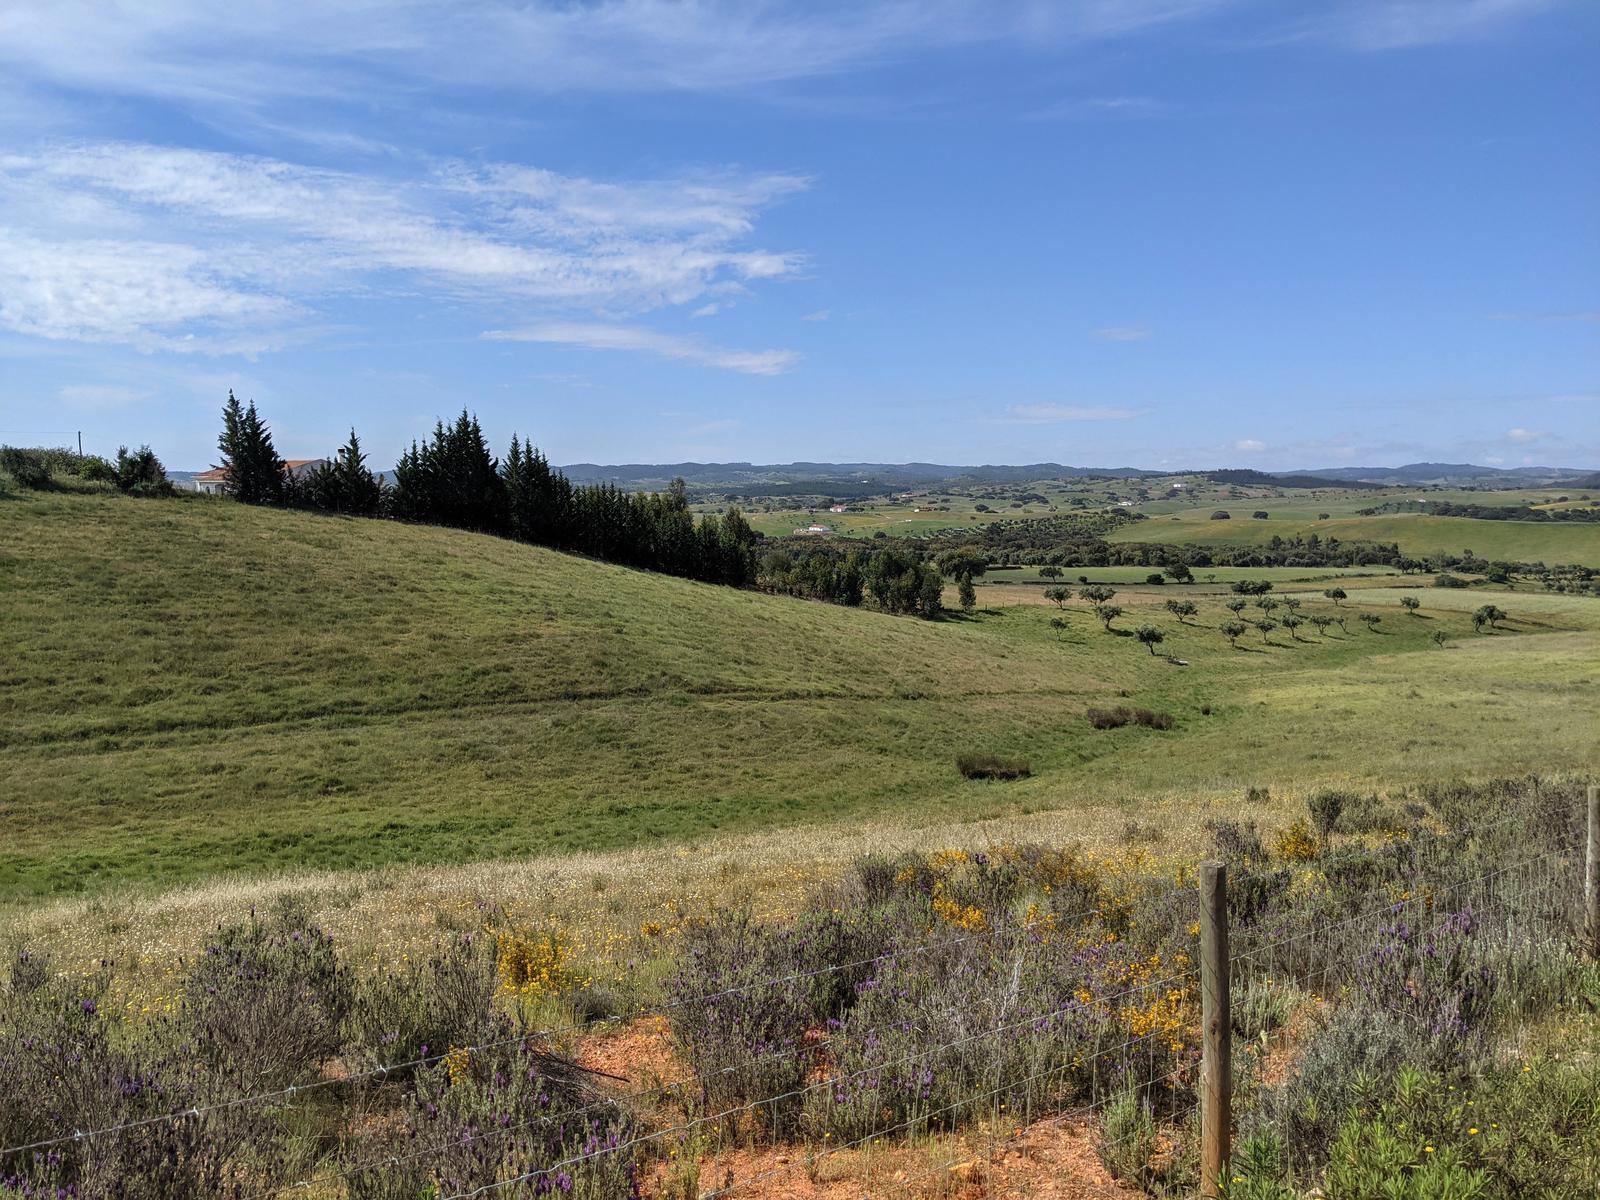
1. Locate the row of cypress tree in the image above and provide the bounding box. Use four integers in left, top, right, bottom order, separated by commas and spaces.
214, 397, 755, 587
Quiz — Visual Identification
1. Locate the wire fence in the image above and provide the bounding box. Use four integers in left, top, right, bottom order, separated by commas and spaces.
1, 783, 1592, 1198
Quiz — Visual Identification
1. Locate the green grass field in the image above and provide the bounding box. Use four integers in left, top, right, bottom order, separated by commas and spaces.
734, 476, 1600, 566
1112, 509, 1600, 565
4, 489, 1597, 905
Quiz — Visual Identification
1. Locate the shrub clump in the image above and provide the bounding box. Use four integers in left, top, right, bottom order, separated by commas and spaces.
1087, 706, 1175, 731
955, 753, 1032, 780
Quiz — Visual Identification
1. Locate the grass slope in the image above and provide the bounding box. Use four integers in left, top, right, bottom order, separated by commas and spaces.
3, 490, 1596, 902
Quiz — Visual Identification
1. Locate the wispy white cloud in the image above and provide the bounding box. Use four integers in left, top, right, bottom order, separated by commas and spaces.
0, 140, 804, 354
1002, 403, 1145, 423
1233, 438, 1267, 452
0, 2, 1232, 105
57, 383, 149, 409
1027, 95, 1169, 121
1090, 325, 1152, 342
800, 309, 831, 322
1506, 427, 1548, 443
483, 322, 800, 375
1267, 0, 1564, 51
0, 229, 303, 354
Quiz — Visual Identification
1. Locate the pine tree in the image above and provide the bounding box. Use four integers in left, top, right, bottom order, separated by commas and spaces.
216, 390, 244, 494
216, 392, 285, 504
336, 428, 383, 514
299, 428, 381, 514
388, 411, 506, 532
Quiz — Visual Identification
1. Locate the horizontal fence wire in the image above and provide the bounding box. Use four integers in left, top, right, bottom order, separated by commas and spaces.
245, 924, 1164, 1198
696, 1063, 1196, 1200
0, 896, 1105, 1161
382, 966, 1200, 1198
4, 795, 1588, 1199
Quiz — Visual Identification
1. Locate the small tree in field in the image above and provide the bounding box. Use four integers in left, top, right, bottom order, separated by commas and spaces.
1255, 596, 1278, 614
1225, 598, 1248, 617
937, 548, 989, 581
1079, 584, 1116, 607
1360, 612, 1381, 631
1165, 599, 1198, 624
958, 573, 977, 613
1281, 597, 1302, 614
113, 445, 173, 496
1431, 630, 1448, 648
1307, 789, 1344, 847
1050, 616, 1068, 640
1097, 604, 1124, 630
1324, 587, 1346, 606
1335, 615, 1349, 633
1136, 625, 1166, 655
1044, 585, 1071, 609
1281, 613, 1304, 640
1475, 603, 1506, 629
1039, 566, 1063, 580
1400, 596, 1420, 614
1221, 620, 1247, 646
1254, 618, 1277, 643
1310, 614, 1333, 637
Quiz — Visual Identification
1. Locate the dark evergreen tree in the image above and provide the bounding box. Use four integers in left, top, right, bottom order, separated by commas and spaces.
296, 429, 382, 515
388, 410, 506, 533
216, 391, 286, 505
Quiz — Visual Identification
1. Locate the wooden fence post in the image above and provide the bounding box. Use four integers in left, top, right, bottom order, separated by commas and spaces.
1200, 860, 1231, 1199
1587, 785, 1599, 961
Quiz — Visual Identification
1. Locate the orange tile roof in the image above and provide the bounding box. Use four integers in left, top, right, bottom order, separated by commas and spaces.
192, 458, 324, 482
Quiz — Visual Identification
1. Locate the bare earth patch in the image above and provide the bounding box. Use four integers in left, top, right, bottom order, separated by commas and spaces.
640, 1117, 1143, 1198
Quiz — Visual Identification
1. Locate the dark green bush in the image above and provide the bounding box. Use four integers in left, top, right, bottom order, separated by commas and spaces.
0, 446, 52, 489
1087, 706, 1175, 730
113, 444, 174, 496
955, 752, 1032, 780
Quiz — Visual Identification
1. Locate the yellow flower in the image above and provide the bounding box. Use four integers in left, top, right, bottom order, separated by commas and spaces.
1423, 1146, 1435, 1154
1468, 1128, 1479, 1136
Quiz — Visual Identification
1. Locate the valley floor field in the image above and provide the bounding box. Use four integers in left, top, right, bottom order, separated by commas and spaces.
3, 490, 1597, 904
1111, 508, 1600, 564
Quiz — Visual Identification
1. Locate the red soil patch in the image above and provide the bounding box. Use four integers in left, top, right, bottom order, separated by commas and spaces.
642, 1117, 1143, 1199
574, 1015, 689, 1089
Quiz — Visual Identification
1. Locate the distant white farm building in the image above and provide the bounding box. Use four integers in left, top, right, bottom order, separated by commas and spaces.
828, 504, 847, 513
189, 458, 330, 495
795, 523, 834, 534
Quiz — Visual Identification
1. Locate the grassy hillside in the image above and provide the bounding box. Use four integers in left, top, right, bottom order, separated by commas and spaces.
1113, 508, 1600, 564
4, 489, 1597, 902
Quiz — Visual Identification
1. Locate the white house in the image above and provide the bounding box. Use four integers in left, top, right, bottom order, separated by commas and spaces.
189, 458, 330, 494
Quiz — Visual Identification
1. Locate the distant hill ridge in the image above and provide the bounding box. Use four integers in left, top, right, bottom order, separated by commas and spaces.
557, 462, 1153, 489
1299, 462, 1595, 486
169, 459, 1598, 491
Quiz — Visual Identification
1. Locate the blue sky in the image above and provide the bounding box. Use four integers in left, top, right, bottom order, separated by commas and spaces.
1, 1, 1596, 472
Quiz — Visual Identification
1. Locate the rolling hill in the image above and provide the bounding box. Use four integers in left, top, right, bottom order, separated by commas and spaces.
3, 488, 1596, 902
